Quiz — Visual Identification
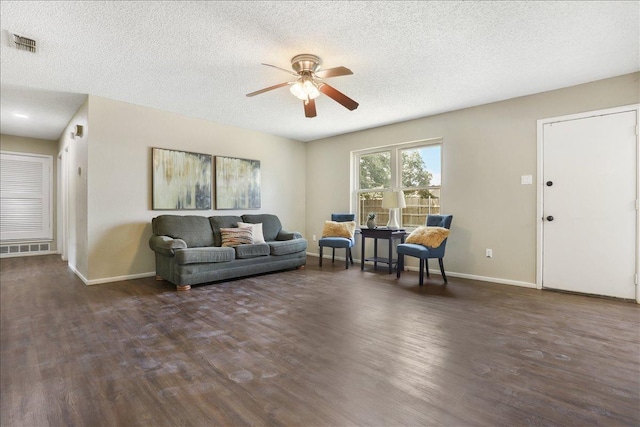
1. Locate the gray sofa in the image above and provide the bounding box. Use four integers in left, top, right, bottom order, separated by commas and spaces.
149, 214, 307, 290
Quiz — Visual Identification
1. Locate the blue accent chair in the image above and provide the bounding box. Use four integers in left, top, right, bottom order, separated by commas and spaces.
319, 213, 355, 269
396, 214, 453, 285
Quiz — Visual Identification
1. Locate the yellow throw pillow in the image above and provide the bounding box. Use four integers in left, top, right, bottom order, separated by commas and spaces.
322, 221, 356, 239
405, 226, 450, 248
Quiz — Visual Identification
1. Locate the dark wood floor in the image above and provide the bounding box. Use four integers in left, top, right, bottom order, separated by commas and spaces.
1, 255, 639, 427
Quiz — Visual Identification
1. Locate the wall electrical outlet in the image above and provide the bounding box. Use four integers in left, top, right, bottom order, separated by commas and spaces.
312, 235, 316, 241
486, 248, 493, 258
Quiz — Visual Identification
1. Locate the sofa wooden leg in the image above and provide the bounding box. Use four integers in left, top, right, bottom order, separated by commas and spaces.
298, 265, 306, 270
155, 275, 164, 281
176, 284, 191, 291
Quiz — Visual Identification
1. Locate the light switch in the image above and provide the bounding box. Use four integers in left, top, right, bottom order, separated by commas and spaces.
521, 175, 533, 185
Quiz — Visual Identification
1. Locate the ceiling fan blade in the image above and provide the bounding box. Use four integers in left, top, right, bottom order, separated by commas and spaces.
246, 82, 291, 97
315, 66, 353, 79
304, 99, 317, 118
261, 63, 299, 76
318, 83, 359, 111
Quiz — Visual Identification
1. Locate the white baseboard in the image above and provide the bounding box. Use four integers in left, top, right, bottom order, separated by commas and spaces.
67, 263, 156, 286
68, 263, 89, 284
307, 252, 536, 289
74, 254, 534, 289
308, 251, 352, 262
85, 272, 156, 286
404, 266, 537, 289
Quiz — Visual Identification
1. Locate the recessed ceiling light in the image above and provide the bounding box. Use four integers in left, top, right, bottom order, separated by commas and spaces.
13, 113, 29, 119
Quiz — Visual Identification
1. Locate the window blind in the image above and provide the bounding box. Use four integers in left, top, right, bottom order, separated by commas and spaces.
0, 152, 52, 241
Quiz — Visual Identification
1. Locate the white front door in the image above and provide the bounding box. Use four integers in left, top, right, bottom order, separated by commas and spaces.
542, 109, 637, 299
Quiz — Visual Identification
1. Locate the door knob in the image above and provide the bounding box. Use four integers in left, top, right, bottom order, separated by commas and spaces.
546, 216, 554, 221
546, 181, 553, 186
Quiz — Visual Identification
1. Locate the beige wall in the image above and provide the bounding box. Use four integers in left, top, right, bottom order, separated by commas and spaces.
0, 133, 59, 251
83, 96, 306, 283
35, 72, 639, 286
306, 72, 640, 286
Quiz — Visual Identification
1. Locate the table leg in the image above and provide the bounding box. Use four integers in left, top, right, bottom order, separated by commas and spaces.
361, 235, 365, 270
374, 238, 378, 270
388, 237, 393, 274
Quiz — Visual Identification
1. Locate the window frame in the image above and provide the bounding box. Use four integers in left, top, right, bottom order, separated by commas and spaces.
352, 138, 443, 229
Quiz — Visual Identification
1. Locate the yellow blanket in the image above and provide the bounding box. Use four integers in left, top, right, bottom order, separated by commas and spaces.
405, 226, 450, 248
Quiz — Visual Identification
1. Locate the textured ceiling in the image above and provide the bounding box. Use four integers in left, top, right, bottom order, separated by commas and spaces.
1, 1, 638, 142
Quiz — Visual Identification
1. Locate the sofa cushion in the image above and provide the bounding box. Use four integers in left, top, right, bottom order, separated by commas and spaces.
220, 227, 253, 247
152, 215, 214, 247
241, 214, 282, 242
175, 247, 235, 265
235, 243, 270, 259
268, 238, 307, 256
276, 230, 302, 241
237, 221, 266, 244
209, 216, 243, 247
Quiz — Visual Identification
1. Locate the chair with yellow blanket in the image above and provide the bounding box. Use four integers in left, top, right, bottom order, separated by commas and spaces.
396, 214, 453, 285
319, 214, 356, 269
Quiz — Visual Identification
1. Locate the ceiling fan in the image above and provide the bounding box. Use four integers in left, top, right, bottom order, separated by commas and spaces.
246, 54, 359, 118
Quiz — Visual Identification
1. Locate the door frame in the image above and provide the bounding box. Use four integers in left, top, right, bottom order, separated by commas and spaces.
57, 144, 69, 261
536, 104, 640, 302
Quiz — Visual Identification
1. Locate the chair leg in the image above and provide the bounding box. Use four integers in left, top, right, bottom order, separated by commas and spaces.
332, 248, 336, 264
419, 259, 424, 286
349, 248, 354, 265
439, 258, 448, 283
425, 258, 430, 278
319, 246, 323, 267
397, 253, 403, 278
345, 248, 349, 269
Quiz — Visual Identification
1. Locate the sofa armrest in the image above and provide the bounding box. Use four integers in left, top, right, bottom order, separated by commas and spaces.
149, 235, 187, 256
276, 230, 303, 241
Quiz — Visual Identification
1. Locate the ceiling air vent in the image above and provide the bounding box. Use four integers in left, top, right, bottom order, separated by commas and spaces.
1, 31, 37, 53
12, 33, 36, 53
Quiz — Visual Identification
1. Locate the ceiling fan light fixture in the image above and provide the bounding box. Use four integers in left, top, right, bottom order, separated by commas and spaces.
247, 53, 358, 117
290, 79, 320, 100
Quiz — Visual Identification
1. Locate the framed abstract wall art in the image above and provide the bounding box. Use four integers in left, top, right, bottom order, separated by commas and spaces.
152, 147, 212, 210
215, 156, 261, 209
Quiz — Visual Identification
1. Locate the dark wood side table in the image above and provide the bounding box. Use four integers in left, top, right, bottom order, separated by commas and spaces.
360, 228, 407, 274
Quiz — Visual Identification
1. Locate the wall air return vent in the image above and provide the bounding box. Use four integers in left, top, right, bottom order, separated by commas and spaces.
0, 241, 51, 258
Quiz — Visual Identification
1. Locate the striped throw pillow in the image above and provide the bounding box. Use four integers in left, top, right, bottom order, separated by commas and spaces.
220, 227, 253, 247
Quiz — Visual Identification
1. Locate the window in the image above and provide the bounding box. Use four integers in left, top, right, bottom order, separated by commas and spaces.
354, 139, 441, 228
0, 152, 53, 241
